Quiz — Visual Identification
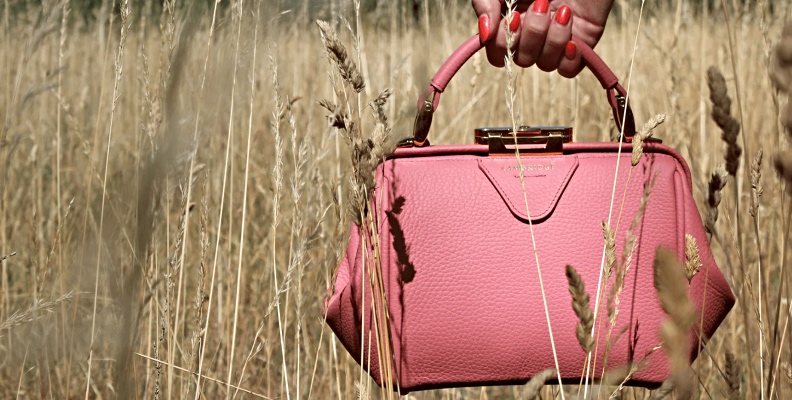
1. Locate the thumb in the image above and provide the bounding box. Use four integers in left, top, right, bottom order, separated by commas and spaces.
472, 0, 504, 43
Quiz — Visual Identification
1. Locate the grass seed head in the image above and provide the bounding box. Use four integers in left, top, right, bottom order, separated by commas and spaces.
725, 351, 741, 400
683, 234, 701, 283
750, 147, 763, 217
602, 221, 616, 278
707, 66, 742, 176
316, 20, 365, 93
564, 265, 594, 353
632, 113, 666, 166
705, 166, 728, 235
771, 25, 792, 186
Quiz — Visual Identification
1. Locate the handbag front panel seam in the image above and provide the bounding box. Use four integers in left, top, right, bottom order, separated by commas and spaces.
476, 156, 579, 221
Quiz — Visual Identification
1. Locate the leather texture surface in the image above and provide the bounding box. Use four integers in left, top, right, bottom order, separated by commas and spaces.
325, 143, 735, 393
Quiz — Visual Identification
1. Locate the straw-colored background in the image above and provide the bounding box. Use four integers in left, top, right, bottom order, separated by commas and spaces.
0, 0, 789, 398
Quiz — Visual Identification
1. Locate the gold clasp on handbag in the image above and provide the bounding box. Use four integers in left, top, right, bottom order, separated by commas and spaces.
475, 126, 573, 156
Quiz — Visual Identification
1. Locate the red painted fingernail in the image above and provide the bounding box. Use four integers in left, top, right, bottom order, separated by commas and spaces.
556, 6, 571, 25
532, 0, 549, 14
565, 41, 577, 59
509, 11, 521, 32
478, 15, 492, 42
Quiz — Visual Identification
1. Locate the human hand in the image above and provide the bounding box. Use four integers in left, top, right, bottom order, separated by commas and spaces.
472, 0, 614, 77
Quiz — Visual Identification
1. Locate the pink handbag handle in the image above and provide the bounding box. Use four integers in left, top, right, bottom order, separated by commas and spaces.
412, 34, 636, 146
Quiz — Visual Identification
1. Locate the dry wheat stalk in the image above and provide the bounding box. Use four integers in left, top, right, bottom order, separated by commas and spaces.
0, 290, 80, 334
707, 66, 742, 177
317, 16, 398, 398
565, 266, 595, 354
769, 22, 792, 400
748, 146, 767, 400
0, 252, 17, 263
770, 23, 792, 126
750, 148, 764, 218
177, 0, 223, 397
54, 0, 69, 272
85, 2, 130, 397
705, 166, 728, 235
316, 20, 365, 94
242, 3, 278, 397
684, 234, 702, 283
654, 247, 695, 399
368, 88, 395, 159
287, 94, 309, 400
354, 381, 370, 400
587, 4, 648, 395
503, 1, 564, 396
602, 175, 657, 379
134, 353, 271, 399
709, 14, 756, 396
602, 222, 616, 278
321, 91, 388, 226
771, 23, 792, 182
632, 113, 667, 166
725, 351, 742, 400
268, 52, 291, 400
185, 174, 209, 396
610, 343, 663, 398
225, 1, 249, 396
654, 246, 696, 345
191, 10, 235, 398
519, 369, 557, 400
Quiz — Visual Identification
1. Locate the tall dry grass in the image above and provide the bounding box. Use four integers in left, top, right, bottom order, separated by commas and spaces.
0, 0, 791, 398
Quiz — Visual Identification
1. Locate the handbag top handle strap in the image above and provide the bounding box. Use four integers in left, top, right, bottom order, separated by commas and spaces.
412, 34, 636, 147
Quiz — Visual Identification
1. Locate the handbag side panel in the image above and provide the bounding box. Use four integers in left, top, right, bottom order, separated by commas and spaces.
325, 217, 390, 387
674, 157, 736, 355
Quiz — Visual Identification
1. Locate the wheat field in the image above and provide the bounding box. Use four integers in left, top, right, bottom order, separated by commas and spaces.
1, 0, 791, 398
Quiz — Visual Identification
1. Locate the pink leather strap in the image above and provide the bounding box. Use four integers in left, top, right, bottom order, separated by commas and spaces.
413, 34, 636, 146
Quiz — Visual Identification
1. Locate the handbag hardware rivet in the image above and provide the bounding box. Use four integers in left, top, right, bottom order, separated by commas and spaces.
411, 91, 438, 147
474, 126, 573, 156
396, 136, 416, 148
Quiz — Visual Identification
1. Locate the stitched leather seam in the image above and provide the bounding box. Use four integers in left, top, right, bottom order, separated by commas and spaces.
389, 152, 674, 163
477, 157, 578, 221
479, 158, 563, 219
390, 143, 693, 180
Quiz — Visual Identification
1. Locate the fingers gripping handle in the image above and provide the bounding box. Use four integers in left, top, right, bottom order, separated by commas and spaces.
412, 34, 636, 146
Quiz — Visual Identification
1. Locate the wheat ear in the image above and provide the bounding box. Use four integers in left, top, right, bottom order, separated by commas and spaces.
565, 266, 594, 354
725, 351, 741, 400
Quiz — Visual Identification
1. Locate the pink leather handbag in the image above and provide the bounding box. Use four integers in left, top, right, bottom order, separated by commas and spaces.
325, 34, 735, 392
